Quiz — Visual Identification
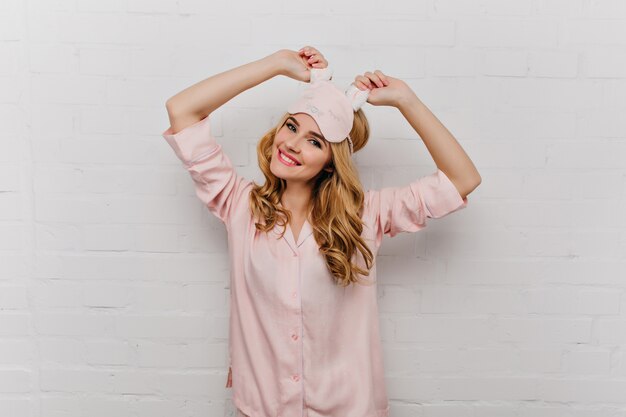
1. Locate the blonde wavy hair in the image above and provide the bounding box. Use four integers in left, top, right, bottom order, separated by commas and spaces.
249, 110, 374, 287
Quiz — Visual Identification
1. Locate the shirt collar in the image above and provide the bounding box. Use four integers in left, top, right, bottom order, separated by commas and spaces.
272, 219, 313, 251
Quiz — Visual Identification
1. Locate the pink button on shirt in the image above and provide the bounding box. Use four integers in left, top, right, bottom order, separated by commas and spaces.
162, 115, 468, 417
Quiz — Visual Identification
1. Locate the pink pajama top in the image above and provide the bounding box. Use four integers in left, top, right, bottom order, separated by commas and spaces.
162, 114, 468, 417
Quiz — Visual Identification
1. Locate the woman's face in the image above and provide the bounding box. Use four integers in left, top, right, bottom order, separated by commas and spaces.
270, 113, 333, 184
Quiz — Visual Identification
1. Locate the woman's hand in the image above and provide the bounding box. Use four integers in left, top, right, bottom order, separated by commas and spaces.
271, 46, 329, 83
353, 70, 414, 108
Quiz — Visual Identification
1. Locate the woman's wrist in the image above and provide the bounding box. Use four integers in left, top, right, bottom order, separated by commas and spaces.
263, 51, 286, 78
395, 90, 421, 111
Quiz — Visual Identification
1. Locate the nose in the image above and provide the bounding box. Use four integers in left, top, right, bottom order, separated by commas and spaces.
285, 135, 302, 152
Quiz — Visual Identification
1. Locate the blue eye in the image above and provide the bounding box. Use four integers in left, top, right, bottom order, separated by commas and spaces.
286, 123, 322, 148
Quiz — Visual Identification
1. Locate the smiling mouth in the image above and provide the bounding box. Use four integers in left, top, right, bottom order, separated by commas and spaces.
278, 149, 301, 166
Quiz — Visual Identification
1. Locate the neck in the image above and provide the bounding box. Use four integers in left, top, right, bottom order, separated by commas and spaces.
280, 182, 312, 218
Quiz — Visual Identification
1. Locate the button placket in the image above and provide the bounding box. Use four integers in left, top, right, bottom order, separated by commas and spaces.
292, 251, 303, 390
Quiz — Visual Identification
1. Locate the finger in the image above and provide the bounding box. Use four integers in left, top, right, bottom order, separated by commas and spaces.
356, 75, 372, 89
356, 75, 373, 89
369, 71, 386, 87
309, 54, 327, 67
300, 46, 318, 57
364, 72, 380, 87
374, 70, 389, 85
308, 52, 324, 63
365, 71, 384, 88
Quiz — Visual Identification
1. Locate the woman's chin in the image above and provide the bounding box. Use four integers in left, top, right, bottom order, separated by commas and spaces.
269, 163, 288, 179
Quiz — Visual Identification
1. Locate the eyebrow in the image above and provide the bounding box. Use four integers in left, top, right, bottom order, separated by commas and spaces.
286, 116, 327, 145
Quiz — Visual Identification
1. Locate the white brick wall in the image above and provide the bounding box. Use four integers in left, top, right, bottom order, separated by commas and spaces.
1, 0, 625, 415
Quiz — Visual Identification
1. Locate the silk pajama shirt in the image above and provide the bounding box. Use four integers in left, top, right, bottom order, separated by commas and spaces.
162, 115, 469, 417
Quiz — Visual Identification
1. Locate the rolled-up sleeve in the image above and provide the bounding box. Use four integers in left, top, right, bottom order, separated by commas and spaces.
162, 115, 249, 225
365, 169, 468, 242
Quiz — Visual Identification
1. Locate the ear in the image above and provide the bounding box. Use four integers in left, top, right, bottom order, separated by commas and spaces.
323, 166, 334, 174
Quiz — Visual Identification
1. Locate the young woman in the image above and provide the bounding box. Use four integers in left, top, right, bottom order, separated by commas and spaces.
163, 46, 481, 417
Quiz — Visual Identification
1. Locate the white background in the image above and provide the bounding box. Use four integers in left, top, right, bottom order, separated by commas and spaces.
2, 0, 626, 416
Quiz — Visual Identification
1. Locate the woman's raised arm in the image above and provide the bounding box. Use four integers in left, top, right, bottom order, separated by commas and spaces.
165, 47, 328, 135
165, 53, 280, 134
354, 70, 482, 198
